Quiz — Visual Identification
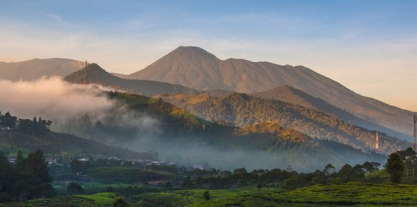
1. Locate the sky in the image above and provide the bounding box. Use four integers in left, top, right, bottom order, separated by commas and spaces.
0, 0, 416, 111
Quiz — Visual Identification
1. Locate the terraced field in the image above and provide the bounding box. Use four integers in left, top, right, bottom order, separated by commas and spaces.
4, 183, 417, 207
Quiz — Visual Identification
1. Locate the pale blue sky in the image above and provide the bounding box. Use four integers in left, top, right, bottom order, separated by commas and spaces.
0, 0, 416, 110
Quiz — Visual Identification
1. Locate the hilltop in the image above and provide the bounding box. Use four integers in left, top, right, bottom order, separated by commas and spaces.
64, 63, 196, 96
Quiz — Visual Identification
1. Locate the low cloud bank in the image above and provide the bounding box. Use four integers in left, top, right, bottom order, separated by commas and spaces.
0, 77, 113, 122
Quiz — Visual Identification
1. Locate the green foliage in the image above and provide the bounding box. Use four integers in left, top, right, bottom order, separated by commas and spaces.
162, 93, 409, 154
138, 183, 417, 207
67, 182, 83, 195
0, 149, 55, 202
83, 167, 174, 184
385, 152, 405, 183
203, 191, 210, 200
113, 196, 129, 207
78, 192, 119, 206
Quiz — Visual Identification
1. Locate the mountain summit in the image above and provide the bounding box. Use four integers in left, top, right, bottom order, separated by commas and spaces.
129, 46, 225, 90
128, 46, 415, 137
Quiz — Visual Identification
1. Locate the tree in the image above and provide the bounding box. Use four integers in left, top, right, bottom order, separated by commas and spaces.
385, 152, 405, 183
324, 164, 335, 176
181, 177, 194, 189
163, 182, 172, 189
67, 182, 83, 195
257, 183, 262, 192
24, 149, 55, 199
107, 186, 115, 192
15, 150, 24, 171
0, 151, 13, 202
203, 190, 211, 200
113, 196, 129, 207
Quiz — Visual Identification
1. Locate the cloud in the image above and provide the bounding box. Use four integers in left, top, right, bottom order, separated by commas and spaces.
41, 13, 69, 27
0, 77, 113, 122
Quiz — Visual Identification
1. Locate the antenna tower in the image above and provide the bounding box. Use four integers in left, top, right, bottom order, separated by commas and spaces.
413, 115, 417, 150
375, 131, 379, 151
83, 60, 87, 84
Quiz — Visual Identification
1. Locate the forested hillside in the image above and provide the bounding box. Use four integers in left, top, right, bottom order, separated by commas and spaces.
54, 92, 384, 171
160, 93, 411, 154
251, 86, 411, 141
0, 111, 157, 160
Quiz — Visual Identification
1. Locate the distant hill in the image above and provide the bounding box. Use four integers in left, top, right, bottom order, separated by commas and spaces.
160, 92, 411, 154
251, 86, 411, 141
54, 91, 383, 171
64, 63, 196, 96
0, 131, 156, 160
0, 58, 83, 81
128, 46, 415, 137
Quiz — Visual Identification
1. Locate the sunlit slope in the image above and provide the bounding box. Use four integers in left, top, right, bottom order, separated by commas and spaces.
160, 92, 411, 154
251, 86, 411, 141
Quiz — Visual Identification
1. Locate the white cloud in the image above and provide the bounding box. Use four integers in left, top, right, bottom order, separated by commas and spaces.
41, 13, 69, 27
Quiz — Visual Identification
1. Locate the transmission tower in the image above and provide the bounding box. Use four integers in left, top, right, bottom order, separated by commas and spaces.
83, 60, 88, 84
413, 115, 417, 150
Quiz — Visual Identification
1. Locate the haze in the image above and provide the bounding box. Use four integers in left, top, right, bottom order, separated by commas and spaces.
0, 0, 416, 111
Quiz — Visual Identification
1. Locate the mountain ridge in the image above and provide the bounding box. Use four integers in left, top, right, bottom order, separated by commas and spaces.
128, 46, 416, 136
0, 58, 84, 81
251, 85, 411, 141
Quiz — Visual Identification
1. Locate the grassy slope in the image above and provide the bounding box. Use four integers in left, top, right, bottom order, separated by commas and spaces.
5, 182, 417, 207
139, 183, 417, 207
1, 192, 120, 207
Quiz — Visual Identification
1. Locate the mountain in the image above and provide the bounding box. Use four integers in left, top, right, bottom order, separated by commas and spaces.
111, 72, 130, 79
64, 63, 196, 96
159, 92, 411, 154
0, 58, 83, 81
129, 46, 415, 137
56, 91, 384, 171
251, 86, 411, 140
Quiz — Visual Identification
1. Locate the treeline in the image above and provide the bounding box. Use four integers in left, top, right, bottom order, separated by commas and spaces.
0, 111, 52, 136
0, 149, 54, 202
180, 162, 381, 190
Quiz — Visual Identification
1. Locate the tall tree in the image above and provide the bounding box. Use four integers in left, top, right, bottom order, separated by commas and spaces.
0, 151, 13, 202
385, 152, 405, 183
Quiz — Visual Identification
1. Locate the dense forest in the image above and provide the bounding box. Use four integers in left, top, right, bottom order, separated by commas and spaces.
160, 93, 411, 154
0, 111, 157, 160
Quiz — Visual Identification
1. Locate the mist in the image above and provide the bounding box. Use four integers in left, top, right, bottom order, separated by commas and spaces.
0, 77, 162, 144
0, 77, 113, 122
